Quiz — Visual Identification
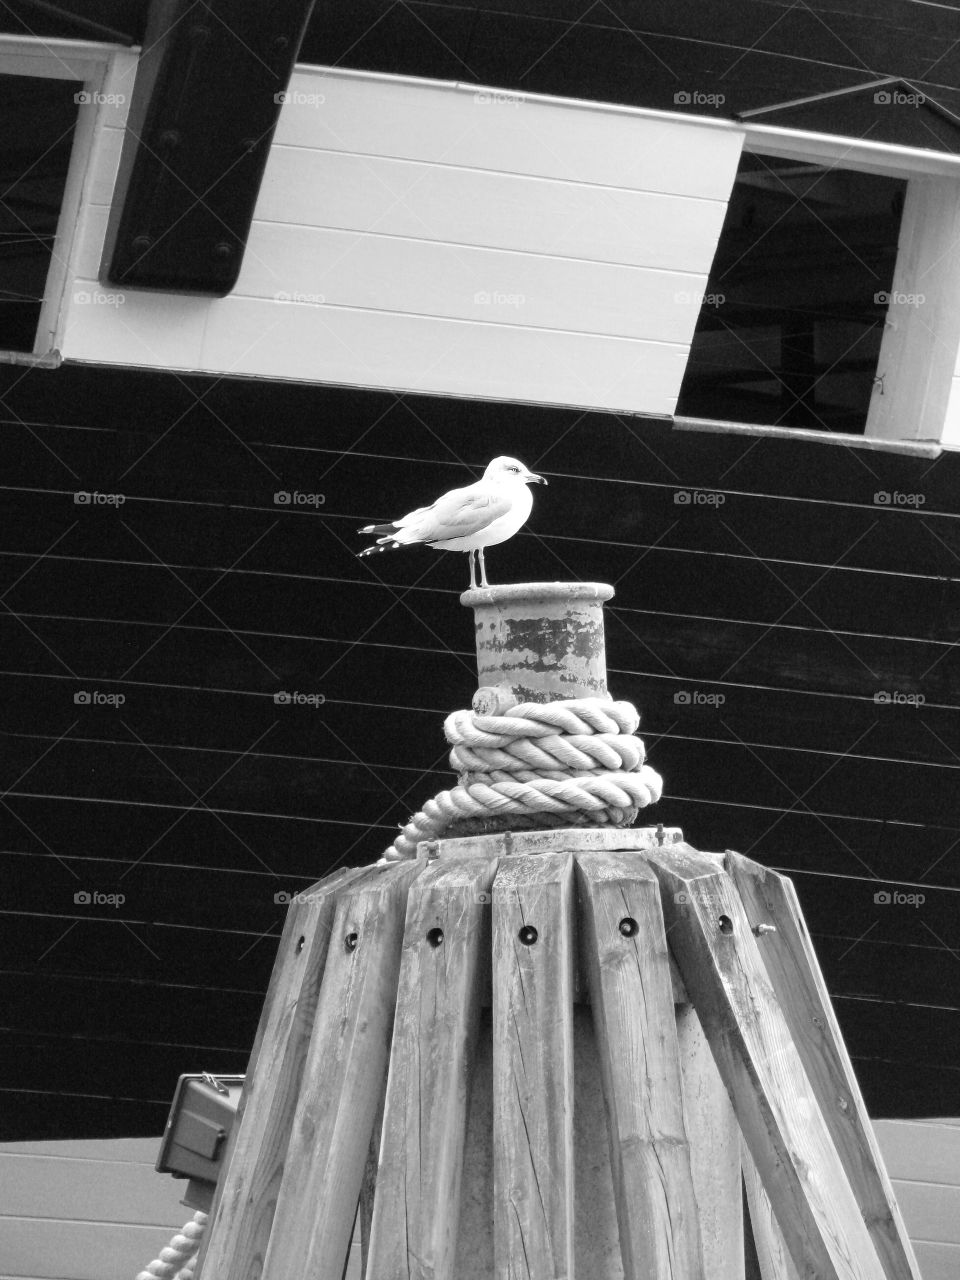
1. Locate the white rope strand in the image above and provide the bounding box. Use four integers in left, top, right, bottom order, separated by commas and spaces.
382, 697, 662, 861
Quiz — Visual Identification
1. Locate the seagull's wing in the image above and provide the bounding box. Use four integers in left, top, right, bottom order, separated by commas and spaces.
400, 480, 513, 544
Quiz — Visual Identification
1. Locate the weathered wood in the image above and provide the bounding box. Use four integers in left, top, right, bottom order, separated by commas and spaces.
197, 865, 366, 1280
259, 860, 425, 1280
365, 856, 497, 1279
429, 825, 683, 859
492, 852, 576, 1280
358, 1088, 383, 1279
647, 844, 887, 1280
725, 850, 923, 1280
742, 1138, 801, 1280
576, 851, 705, 1280
675, 1002, 744, 1280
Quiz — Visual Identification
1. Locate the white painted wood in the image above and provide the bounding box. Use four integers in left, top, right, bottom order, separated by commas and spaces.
874, 1119, 960, 1186
866, 175, 960, 443
893, 1182, 960, 1246
273, 68, 745, 198
0, 1217, 191, 1280
57, 63, 739, 411
230, 224, 707, 343
197, 296, 689, 410
0, 1153, 189, 1224
256, 146, 729, 270
0, 1136, 160, 1162
913, 1241, 960, 1280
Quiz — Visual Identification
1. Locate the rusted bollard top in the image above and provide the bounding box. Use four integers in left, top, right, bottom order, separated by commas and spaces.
461, 581, 614, 712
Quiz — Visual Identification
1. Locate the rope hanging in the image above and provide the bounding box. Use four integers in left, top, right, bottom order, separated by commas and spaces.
134, 1210, 207, 1280
382, 697, 663, 861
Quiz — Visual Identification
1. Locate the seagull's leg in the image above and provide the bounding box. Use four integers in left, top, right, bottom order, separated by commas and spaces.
467, 549, 477, 590
478, 547, 489, 588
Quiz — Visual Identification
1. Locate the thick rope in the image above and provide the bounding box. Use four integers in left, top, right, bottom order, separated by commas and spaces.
134, 1210, 207, 1280
382, 698, 663, 861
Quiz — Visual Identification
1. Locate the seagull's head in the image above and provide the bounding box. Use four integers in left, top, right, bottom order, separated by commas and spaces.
484, 456, 548, 486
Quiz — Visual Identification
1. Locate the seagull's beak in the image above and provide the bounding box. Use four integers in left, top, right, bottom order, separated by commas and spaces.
525, 470, 548, 485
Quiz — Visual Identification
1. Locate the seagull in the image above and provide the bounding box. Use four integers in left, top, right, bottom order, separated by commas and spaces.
357, 456, 547, 588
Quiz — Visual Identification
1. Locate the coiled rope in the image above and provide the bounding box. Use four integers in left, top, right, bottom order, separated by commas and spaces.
382, 697, 662, 861
134, 1210, 207, 1280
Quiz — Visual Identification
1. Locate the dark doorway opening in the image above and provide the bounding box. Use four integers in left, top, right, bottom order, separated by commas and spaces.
676, 152, 907, 434
0, 75, 82, 353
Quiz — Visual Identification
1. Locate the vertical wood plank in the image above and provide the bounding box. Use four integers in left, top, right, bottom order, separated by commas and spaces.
492, 852, 575, 1280
725, 851, 923, 1280
675, 1002, 744, 1280
647, 846, 887, 1280
259, 860, 426, 1280
576, 851, 705, 1280
366, 856, 497, 1279
741, 1139, 801, 1280
197, 866, 366, 1280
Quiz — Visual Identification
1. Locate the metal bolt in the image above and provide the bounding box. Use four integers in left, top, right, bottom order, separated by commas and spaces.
752, 924, 777, 937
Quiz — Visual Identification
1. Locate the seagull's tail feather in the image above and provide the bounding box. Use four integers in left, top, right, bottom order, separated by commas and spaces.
358, 520, 400, 536
358, 541, 403, 558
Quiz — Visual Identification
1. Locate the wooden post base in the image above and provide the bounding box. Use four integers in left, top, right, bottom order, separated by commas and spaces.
197, 830, 921, 1280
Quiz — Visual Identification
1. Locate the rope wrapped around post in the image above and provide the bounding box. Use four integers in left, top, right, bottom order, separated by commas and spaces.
134, 1210, 207, 1280
382, 698, 663, 861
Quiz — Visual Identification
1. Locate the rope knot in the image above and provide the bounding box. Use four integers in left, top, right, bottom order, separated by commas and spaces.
383, 697, 662, 861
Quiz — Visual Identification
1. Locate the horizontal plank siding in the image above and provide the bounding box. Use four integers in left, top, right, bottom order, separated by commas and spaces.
2, 357, 960, 1134
58, 66, 741, 409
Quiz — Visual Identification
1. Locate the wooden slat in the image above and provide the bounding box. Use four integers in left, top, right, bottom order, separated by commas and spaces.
492, 852, 575, 1280
725, 850, 924, 1280
576, 850, 704, 1280
366, 856, 497, 1278
647, 844, 888, 1280
675, 1002, 744, 1280
259, 859, 425, 1280
741, 1139, 800, 1280
198, 864, 367, 1280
